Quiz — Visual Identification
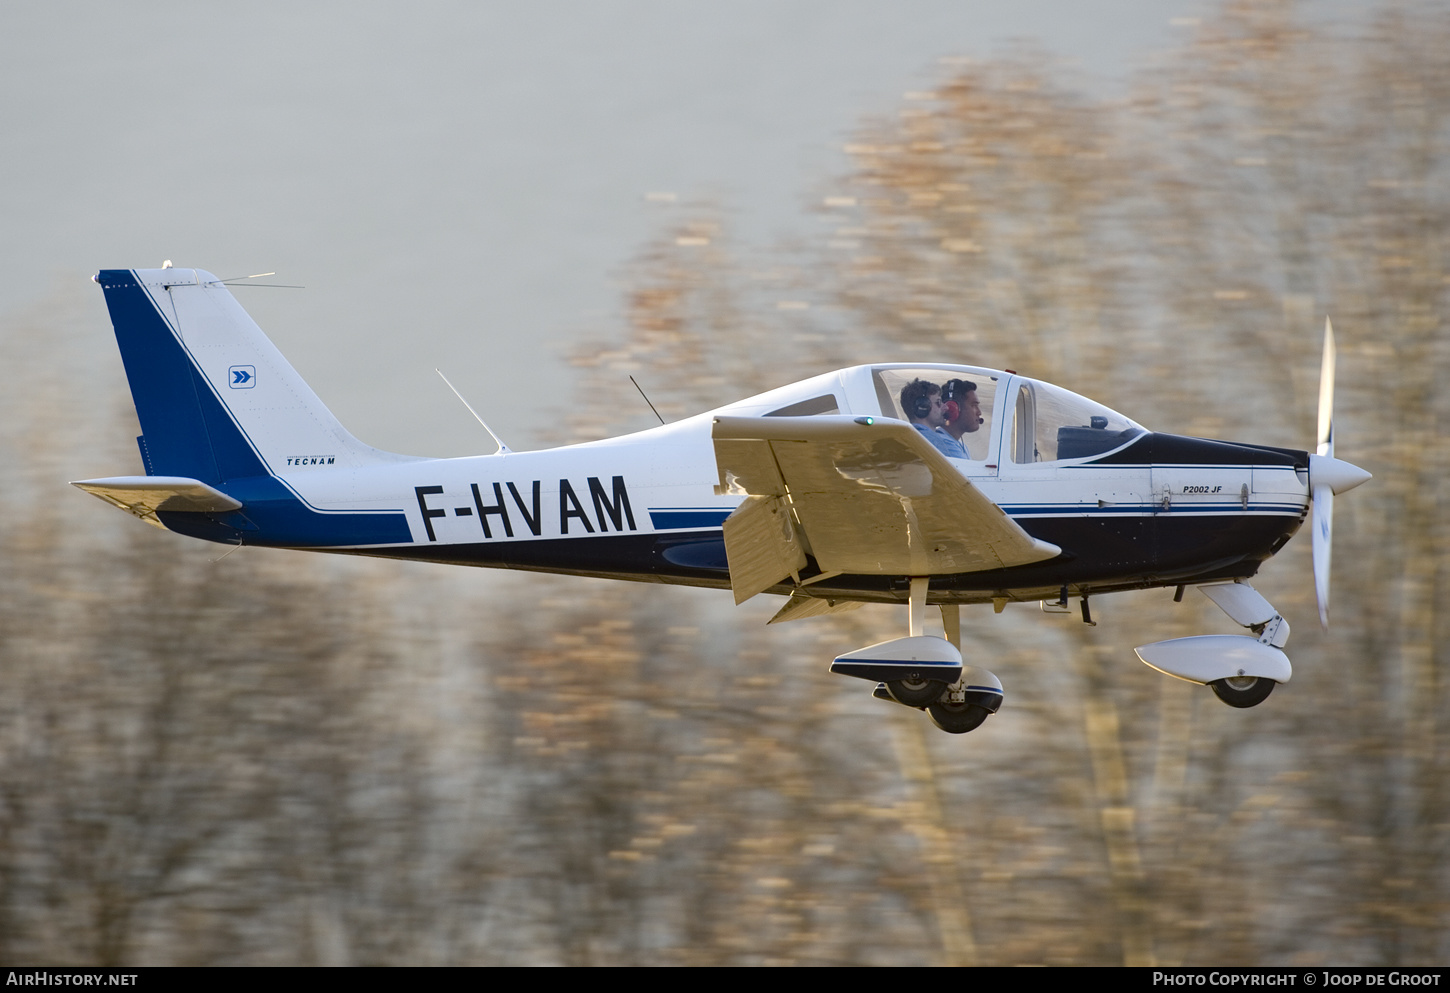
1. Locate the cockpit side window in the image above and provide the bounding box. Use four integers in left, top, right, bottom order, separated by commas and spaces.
871, 367, 998, 461
765, 394, 840, 417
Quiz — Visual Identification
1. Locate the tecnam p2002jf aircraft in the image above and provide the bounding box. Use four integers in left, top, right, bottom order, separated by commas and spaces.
76, 266, 1370, 735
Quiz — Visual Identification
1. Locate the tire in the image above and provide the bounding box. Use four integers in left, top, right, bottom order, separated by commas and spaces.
1209, 675, 1276, 709
926, 700, 991, 734
886, 678, 947, 708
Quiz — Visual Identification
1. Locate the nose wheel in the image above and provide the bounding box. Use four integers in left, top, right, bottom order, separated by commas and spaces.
1209, 675, 1275, 709
1137, 582, 1293, 710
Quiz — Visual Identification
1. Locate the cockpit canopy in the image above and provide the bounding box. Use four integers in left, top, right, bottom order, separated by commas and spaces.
735, 363, 1145, 465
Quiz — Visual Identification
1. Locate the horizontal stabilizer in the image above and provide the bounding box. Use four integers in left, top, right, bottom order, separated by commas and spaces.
71, 476, 242, 529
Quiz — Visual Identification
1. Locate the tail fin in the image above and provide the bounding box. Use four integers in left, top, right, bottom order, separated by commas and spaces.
95, 267, 416, 483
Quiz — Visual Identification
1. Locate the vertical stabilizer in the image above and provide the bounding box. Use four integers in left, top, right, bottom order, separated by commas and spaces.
95, 267, 416, 484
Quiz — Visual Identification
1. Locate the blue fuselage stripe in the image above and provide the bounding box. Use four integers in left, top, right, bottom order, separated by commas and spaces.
645, 502, 1301, 531
1001, 503, 1303, 516
648, 508, 735, 529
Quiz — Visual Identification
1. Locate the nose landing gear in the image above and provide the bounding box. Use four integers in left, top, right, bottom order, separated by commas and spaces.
1136, 582, 1293, 709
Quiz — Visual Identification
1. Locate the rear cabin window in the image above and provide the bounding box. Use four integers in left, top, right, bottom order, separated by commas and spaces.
765, 394, 840, 417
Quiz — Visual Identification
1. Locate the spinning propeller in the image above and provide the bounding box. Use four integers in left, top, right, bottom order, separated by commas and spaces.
1305, 319, 1372, 627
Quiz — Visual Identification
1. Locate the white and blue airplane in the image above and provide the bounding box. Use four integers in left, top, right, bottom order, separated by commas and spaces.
75, 266, 1370, 734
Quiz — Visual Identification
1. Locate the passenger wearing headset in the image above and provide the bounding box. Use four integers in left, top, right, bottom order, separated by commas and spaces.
899, 379, 968, 459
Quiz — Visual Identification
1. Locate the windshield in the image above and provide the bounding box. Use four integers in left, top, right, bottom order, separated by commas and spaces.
1009, 379, 1145, 463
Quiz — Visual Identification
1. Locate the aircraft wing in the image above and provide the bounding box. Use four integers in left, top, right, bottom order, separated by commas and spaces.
71, 476, 243, 529
712, 415, 1060, 602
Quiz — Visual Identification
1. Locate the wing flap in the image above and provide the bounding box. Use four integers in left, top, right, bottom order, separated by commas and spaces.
71, 475, 243, 528
721, 494, 809, 604
712, 415, 1059, 579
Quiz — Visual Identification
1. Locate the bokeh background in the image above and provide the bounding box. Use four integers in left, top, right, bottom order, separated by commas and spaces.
2, 0, 1446, 966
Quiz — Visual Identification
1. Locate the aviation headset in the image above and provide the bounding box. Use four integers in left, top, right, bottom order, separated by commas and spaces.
901, 379, 938, 420
941, 378, 980, 425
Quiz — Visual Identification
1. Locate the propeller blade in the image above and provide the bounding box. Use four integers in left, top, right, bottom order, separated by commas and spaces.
1308, 317, 1370, 628
1317, 318, 1336, 458
1313, 317, 1336, 627
1312, 483, 1333, 628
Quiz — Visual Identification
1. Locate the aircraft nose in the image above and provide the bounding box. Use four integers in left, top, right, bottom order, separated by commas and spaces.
1308, 453, 1372, 495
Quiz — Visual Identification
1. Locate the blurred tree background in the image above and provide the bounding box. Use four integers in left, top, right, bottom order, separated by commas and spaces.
2, 0, 1446, 965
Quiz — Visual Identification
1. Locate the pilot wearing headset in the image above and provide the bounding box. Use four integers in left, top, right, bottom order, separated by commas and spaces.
941, 378, 984, 449
899, 379, 968, 459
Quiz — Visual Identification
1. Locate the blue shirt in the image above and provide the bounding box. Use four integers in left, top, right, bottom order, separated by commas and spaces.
914, 423, 968, 460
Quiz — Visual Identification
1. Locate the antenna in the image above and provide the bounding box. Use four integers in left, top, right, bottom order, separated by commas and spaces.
436, 369, 511, 454
631, 376, 666, 425
219, 272, 305, 288
211, 538, 246, 563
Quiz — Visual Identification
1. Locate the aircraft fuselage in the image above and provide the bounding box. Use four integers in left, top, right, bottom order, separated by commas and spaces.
157, 414, 1308, 607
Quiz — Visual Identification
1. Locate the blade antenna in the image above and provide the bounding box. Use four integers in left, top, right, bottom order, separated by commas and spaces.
436, 369, 511, 454
631, 376, 666, 425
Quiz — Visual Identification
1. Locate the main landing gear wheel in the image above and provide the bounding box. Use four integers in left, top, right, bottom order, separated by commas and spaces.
1209, 675, 1276, 709
926, 700, 992, 735
886, 678, 947, 708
